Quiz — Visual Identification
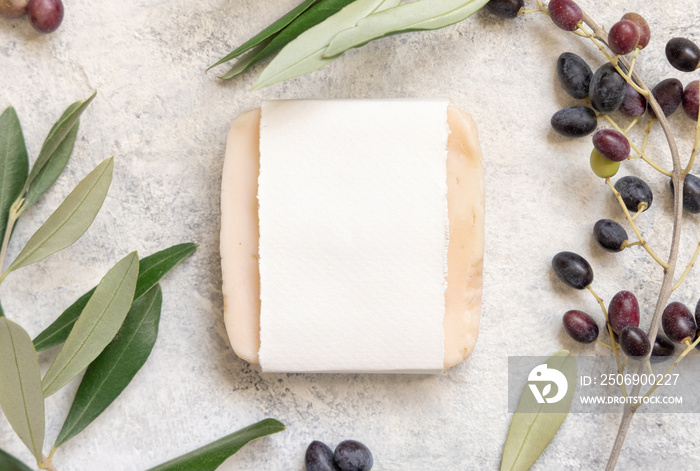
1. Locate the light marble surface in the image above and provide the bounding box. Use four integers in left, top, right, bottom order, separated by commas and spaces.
2, 0, 700, 469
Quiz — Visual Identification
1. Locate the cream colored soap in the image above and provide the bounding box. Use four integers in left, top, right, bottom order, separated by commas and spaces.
220, 102, 484, 371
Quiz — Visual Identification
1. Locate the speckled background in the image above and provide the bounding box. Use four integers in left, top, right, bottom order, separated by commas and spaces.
2, 1, 700, 470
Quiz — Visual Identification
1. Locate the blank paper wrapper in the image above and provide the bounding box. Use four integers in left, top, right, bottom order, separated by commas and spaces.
220, 99, 484, 374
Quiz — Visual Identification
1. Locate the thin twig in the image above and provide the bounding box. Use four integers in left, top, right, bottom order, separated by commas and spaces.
578, 10, 686, 471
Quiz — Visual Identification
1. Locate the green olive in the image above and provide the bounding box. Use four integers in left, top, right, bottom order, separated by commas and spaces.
590, 149, 620, 178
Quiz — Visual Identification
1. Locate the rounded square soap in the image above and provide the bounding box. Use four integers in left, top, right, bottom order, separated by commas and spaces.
220, 99, 484, 374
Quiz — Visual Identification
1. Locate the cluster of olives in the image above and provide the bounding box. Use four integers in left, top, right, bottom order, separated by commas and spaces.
0, 0, 63, 33
305, 440, 373, 471
553, 251, 700, 359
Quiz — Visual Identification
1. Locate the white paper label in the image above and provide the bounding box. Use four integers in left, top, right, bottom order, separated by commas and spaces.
258, 99, 449, 373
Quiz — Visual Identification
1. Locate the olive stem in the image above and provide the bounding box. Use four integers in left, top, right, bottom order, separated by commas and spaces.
587, 285, 628, 397
38, 453, 58, 471
624, 116, 639, 134
621, 240, 642, 248
645, 358, 654, 376
605, 178, 668, 268
627, 47, 640, 77
634, 336, 700, 408
671, 241, 700, 290
596, 339, 613, 349
579, 10, 686, 471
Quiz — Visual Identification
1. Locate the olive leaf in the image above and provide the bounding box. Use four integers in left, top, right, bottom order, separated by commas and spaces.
22, 101, 83, 210
42, 251, 139, 397
5, 157, 113, 275
54, 285, 163, 447
0, 318, 45, 462
500, 351, 577, 471
0, 448, 34, 471
146, 419, 286, 471
219, 0, 360, 80
252, 0, 390, 90
33, 242, 196, 351
323, 0, 489, 57
0, 106, 29, 246
208, 0, 320, 71
21, 92, 95, 206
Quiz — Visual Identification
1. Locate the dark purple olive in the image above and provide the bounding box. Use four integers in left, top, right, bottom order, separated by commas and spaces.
27, 0, 63, 33
621, 13, 650, 49
650, 334, 675, 363
334, 440, 373, 471
648, 78, 683, 118
683, 80, 699, 121
619, 85, 647, 118
551, 106, 597, 137
0, 0, 28, 18
615, 176, 653, 212
662, 302, 696, 343
589, 63, 627, 113
306, 441, 338, 471
619, 326, 651, 357
592, 129, 630, 162
486, 0, 524, 19
593, 219, 628, 252
608, 291, 640, 335
669, 174, 700, 214
552, 251, 593, 289
557, 52, 593, 99
666, 37, 700, 72
563, 310, 599, 343
696, 298, 700, 329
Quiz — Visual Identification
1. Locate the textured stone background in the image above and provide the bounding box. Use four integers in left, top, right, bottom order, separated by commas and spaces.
2, 0, 700, 469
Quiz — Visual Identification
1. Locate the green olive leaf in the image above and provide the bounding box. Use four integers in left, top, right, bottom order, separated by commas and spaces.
323, 0, 490, 57
6, 157, 113, 275
22, 101, 83, 210
500, 351, 577, 471
208, 0, 321, 71
22, 92, 95, 202
0, 448, 34, 471
0, 106, 29, 246
54, 285, 163, 448
0, 318, 45, 462
219, 38, 275, 80
42, 251, 139, 397
220, 0, 360, 80
252, 0, 390, 90
33, 243, 196, 352
146, 419, 286, 471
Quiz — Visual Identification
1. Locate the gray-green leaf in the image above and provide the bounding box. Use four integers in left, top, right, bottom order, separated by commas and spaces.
0, 106, 29, 246
22, 101, 82, 210
54, 285, 163, 447
42, 251, 139, 397
209, 0, 320, 71
0, 318, 45, 462
6, 157, 113, 275
253, 0, 389, 89
146, 419, 286, 471
22, 93, 95, 199
500, 351, 577, 471
324, 0, 490, 57
33, 242, 196, 352
0, 448, 34, 471
220, 0, 359, 80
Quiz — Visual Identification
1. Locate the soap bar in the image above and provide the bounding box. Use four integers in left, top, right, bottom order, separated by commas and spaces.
220, 100, 484, 373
